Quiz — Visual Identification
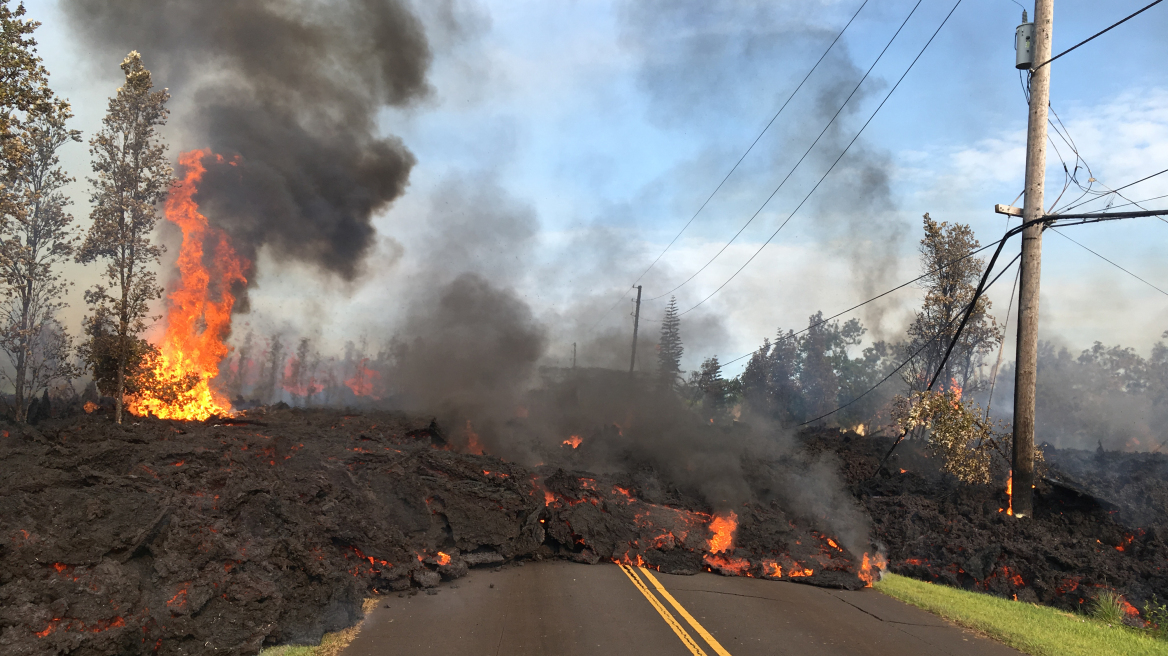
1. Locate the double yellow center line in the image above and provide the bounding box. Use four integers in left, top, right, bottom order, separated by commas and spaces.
616, 562, 733, 656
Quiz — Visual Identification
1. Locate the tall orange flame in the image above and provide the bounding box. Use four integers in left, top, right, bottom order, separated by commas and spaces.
129, 149, 248, 421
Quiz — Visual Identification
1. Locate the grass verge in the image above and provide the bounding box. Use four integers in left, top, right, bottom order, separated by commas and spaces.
259, 598, 379, 656
874, 573, 1168, 656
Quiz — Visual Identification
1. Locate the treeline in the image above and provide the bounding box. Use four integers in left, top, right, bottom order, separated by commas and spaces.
665, 214, 1006, 435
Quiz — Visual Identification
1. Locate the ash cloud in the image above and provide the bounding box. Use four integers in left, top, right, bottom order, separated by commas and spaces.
62, 0, 434, 283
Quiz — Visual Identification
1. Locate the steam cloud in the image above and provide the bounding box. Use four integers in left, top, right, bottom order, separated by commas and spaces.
62, 0, 432, 287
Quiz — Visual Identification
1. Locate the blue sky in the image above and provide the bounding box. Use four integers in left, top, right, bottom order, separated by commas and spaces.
29, 0, 1168, 375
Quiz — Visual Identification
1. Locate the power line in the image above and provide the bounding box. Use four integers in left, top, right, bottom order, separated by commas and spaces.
1050, 227, 1168, 296
677, 0, 966, 317
1033, 0, 1165, 70
1056, 166, 1168, 212
643, 0, 923, 304
585, 0, 872, 329
719, 237, 1007, 367
797, 252, 1022, 427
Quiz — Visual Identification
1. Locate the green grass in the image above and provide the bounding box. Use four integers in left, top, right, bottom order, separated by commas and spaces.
875, 573, 1168, 656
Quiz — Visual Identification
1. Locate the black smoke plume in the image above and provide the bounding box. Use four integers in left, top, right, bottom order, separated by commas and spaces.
62, 0, 432, 288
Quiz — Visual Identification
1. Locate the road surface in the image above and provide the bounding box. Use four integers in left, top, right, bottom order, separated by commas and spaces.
341, 560, 1020, 656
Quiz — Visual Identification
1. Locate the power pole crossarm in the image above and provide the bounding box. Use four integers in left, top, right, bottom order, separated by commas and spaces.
1012, 0, 1054, 520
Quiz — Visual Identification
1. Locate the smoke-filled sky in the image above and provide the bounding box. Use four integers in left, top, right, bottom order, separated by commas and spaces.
31, 0, 1168, 375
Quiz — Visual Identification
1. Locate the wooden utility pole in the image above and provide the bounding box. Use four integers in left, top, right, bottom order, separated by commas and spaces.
628, 285, 642, 375
572, 342, 577, 369
1012, 0, 1054, 519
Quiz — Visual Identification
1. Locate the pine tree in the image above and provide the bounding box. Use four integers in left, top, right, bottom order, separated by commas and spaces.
0, 100, 81, 421
657, 296, 683, 389
77, 52, 173, 424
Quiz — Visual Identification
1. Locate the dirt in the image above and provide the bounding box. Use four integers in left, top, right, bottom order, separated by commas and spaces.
0, 408, 868, 656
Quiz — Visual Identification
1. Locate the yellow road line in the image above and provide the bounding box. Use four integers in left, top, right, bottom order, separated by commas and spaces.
639, 566, 734, 656
617, 562, 709, 656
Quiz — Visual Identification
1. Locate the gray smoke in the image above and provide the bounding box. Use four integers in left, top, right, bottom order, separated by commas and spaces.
62, 0, 433, 287
618, 0, 906, 338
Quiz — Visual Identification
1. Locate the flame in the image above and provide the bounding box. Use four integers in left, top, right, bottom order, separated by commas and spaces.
707, 511, 737, 554
852, 424, 866, 436
128, 150, 248, 421
544, 489, 556, 506
345, 358, 381, 399
465, 421, 485, 455
436, 551, 452, 566
858, 552, 887, 587
1006, 472, 1014, 516
83, 401, 99, 414
562, 435, 583, 449
949, 378, 963, 405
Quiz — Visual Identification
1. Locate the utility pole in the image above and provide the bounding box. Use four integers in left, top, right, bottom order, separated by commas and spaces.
628, 285, 642, 375
1011, 0, 1053, 519
572, 342, 577, 370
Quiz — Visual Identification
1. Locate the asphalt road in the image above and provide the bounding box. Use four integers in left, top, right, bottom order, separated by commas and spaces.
341, 560, 1022, 656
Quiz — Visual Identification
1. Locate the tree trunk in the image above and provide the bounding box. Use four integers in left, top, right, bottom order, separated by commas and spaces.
115, 353, 125, 425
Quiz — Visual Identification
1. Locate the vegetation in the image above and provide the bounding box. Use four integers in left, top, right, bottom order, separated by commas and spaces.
876, 573, 1168, 656
901, 213, 1001, 395
76, 51, 173, 424
0, 88, 80, 421
657, 296, 683, 389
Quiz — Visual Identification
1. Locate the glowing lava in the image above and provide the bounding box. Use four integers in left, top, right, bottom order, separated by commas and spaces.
707, 511, 737, 554
562, 435, 583, 449
128, 149, 248, 421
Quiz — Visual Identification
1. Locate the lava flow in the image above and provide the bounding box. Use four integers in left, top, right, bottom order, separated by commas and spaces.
128, 149, 249, 421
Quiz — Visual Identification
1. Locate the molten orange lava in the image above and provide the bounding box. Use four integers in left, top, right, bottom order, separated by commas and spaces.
562, 435, 583, 448
436, 551, 452, 566
707, 511, 737, 554
128, 149, 248, 421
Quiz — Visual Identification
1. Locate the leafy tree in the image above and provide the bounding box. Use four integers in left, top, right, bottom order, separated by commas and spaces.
77, 52, 173, 424
657, 296, 683, 389
902, 213, 1001, 394
0, 1, 53, 203
742, 329, 802, 425
799, 311, 864, 421
0, 100, 81, 421
690, 356, 738, 421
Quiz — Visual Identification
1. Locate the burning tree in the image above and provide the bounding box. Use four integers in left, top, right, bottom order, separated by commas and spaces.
0, 100, 82, 421
901, 213, 1001, 394
77, 52, 173, 424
